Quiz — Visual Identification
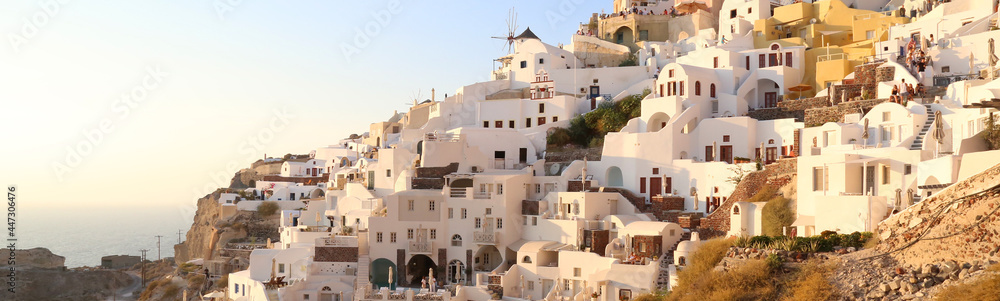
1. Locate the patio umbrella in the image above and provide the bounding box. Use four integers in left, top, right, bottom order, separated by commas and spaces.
862, 118, 869, 141
933, 111, 944, 144
907, 188, 914, 207
788, 84, 813, 99
712, 141, 717, 162
675, 0, 708, 14
388, 266, 394, 289
990, 38, 998, 80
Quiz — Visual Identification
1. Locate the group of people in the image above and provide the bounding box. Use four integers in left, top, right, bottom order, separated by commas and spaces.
624, 252, 645, 265
899, 0, 950, 19
599, 5, 680, 20
889, 78, 925, 104
576, 29, 594, 37
904, 36, 932, 79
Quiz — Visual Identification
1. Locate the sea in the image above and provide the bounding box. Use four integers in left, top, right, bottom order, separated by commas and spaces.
18, 205, 196, 268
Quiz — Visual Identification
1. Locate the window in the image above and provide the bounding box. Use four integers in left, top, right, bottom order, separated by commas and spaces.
574, 268, 582, 277
710, 83, 716, 98
695, 81, 701, 96
723, 135, 730, 142
670, 229, 676, 236
552, 116, 558, 122
497, 184, 504, 195
235, 284, 239, 294
525, 118, 532, 127
430, 229, 436, 239
304, 294, 310, 300
449, 208, 454, 219
376, 232, 383, 243
496, 120, 503, 128
812, 167, 828, 191
485, 208, 492, 215
745, 56, 750, 70
539, 103, 545, 113
523, 256, 532, 263
539, 58, 545, 64
390, 232, 397, 243
527, 281, 534, 290
483, 121, 489, 128
407, 228, 414, 239
748, 7, 752, 13
429, 200, 436, 211
714, 57, 720, 68
679, 81, 685, 96
904, 164, 912, 175
497, 218, 503, 229
652, 168, 659, 175
538, 117, 546, 125
882, 111, 891, 122
668, 69, 674, 77
509, 120, 515, 128
532, 216, 538, 225
882, 165, 890, 184
386, 169, 391, 177
475, 218, 482, 228
279, 263, 285, 273
462, 208, 467, 219
942, 66, 950, 73
408, 200, 414, 211
452, 234, 462, 246
730, 9, 737, 18
759, 54, 765, 68
520, 61, 527, 68
712, 100, 719, 113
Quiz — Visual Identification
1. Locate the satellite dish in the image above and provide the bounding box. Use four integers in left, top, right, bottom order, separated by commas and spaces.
810, 18, 817, 24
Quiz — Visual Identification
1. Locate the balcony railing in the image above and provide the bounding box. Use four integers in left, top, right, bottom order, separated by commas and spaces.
425, 133, 461, 142
408, 241, 432, 254
449, 188, 468, 198
472, 192, 491, 200
473, 231, 498, 245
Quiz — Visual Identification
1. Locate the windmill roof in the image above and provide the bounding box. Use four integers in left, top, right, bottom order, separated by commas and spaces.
515, 27, 540, 40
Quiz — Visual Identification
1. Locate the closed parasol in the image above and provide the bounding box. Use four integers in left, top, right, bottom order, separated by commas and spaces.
933, 111, 944, 144
862, 118, 870, 141
675, 0, 709, 14
990, 38, 998, 80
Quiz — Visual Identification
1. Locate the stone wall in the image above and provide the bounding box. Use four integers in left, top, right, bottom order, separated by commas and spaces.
876, 65, 895, 82
699, 158, 797, 237
805, 98, 888, 127
521, 200, 540, 215
749, 96, 830, 122
415, 163, 459, 178
411, 178, 445, 190
315, 247, 359, 262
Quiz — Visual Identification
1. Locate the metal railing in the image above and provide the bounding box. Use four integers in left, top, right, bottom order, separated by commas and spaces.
473, 231, 498, 244
408, 241, 432, 254
425, 133, 461, 142
449, 188, 468, 198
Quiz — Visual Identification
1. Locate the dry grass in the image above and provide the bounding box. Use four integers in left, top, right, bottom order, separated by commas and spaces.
667, 238, 738, 301
782, 262, 838, 301
934, 265, 1000, 301
669, 260, 778, 301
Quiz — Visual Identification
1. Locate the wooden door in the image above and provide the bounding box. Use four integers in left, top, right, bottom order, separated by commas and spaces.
649, 177, 662, 197
765, 92, 777, 108
865, 166, 876, 195
766, 147, 778, 164
720, 146, 733, 164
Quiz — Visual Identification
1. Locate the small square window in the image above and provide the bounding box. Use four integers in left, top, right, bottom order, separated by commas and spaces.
509, 120, 515, 128
462, 208, 467, 219
539, 58, 545, 64
520, 61, 527, 68
904, 164, 912, 175
486, 208, 492, 215
652, 168, 659, 174
390, 232, 397, 243
574, 268, 582, 277
730, 9, 737, 18
552, 116, 558, 122
941, 66, 950, 73
539, 103, 545, 113
723, 135, 730, 142
496, 120, 503, 128
430, 229, 437, 239
448, 208, 454, 218
429, 200, 436, 211
483, 121, 489, 128
408, 200, 414, 211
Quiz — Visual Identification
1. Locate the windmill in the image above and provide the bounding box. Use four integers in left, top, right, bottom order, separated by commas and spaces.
491, 8, 519, 54
405, 89, 422, 107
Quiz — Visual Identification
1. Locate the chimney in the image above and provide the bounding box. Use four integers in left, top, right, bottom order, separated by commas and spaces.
432, 88, 436, 102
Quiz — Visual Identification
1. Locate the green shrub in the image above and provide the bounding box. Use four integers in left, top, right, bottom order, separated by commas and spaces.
766, 253, 784, 271
547, 127, 572, 147
762, 196, 795, 236
256, 201, 279, 217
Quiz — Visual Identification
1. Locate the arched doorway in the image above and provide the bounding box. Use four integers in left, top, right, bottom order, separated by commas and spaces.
371, 258, 397, 289
406, 255, 436, 286
606, 167, 624, 187
613, 26, 634, 45
450, 178, 473, 188
752, 79, 781, 109
648, 112, 671, 132
447, 260, 466, 284
319, 286, 337, 301
474, 245, 502, 272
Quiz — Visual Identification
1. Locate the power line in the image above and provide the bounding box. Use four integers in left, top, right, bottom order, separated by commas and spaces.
139, 249, 149, 288
155, 235, 164, 261
177, 229, 184, 244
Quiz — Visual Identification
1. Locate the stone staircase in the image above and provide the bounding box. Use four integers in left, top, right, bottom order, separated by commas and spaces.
656, 231, 692, 290
910, 104, 936, 150
357, 254, 371, 290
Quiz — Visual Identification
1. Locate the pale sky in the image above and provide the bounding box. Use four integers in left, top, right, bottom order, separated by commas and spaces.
0, 1, 608, 210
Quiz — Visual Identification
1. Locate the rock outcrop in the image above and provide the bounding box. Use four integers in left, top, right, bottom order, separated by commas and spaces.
0, 247, 66, 269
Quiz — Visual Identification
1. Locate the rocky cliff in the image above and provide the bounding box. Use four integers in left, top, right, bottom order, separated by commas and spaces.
0, 247, 66, 269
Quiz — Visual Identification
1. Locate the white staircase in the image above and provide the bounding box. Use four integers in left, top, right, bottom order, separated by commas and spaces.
910, 104, 935, 150
357, 255, 371, 290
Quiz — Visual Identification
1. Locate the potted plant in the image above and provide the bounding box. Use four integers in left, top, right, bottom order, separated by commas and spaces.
591, 292, 601, 301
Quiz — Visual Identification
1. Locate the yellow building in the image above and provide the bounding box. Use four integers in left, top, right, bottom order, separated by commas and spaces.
750, 0, 908, 94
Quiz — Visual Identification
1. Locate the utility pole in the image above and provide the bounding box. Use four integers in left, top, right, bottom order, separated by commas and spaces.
155, 235, 163, 261
139, 249, 149, 288
177, 230, 183, 244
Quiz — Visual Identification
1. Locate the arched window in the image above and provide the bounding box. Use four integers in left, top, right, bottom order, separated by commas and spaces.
522, 256, 532, 263
695, 81, 701, 96
678, 256, 686, 266
770, 44, 780, 51
768, 139, 775, 144
733, 206, 740, 215
710, 84, 716, 98
451, 234, 462, 247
